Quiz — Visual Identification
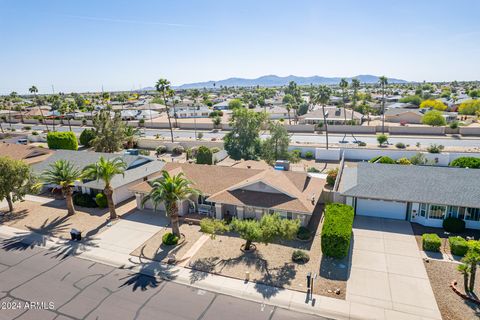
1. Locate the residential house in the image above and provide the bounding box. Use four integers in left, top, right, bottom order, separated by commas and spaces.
299, 107, 363, 125
0, 142, 53, 164
32, 150, 165, 204
384, 108, 424, 124
130, 163, 325, 226
169, 106, 211, 118
338, 163, 480, 230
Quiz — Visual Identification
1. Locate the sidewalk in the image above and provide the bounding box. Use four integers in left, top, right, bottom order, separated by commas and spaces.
0, 224, 439, 320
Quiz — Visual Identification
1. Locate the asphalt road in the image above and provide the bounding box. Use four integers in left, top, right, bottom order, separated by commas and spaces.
0, 239, 327, 320
6, 122, 480, 148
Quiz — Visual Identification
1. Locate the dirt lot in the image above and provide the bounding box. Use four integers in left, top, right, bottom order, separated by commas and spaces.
188, 207, 349, 299
424, 260, 480, 320
130, 223, 203, 264
0, 199, 135, 239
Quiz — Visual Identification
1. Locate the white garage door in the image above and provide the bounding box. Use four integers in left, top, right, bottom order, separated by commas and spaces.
356, 198, 407, 220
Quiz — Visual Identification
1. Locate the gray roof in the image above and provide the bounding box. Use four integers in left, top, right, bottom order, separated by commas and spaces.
32, 150, 165, 190
384, 108, 423, 116
341, 162, 480, 208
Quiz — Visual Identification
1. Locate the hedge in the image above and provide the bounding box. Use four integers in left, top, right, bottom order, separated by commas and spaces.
73, 193, 97, 208
196, 146, 213, 165
448, 236, 468, 257
442, 217, 465, 233
321, 203, 354, 259
79, 128, 96, 147
422, 233, 441, 252
449, 157, 480, 169
47, 131, 78, 150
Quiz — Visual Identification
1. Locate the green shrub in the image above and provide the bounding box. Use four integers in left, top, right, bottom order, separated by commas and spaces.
73, 193, 97, 208
396, 157, 411, 165
23, 126, 32, 131
422, 233, 441, 252
138, 149, 150, 156
305, 151, 314, 159
326, 168, 338, 186
79, 128, 96, 147
426, 144, 444, 154
32, 131, 39, 136
369, 156, 382, 163
95, 193, 108, 208
297, 226, 311, 240
449, 236, 469, 256
47, 131, 78, 150
450, 157, 480, 169
372, 156, 395, 164
196, 146, 213, 165
307, 167, 320, 173
321, 203, 354, 259
162, 232, 179, 245
210, 147, 220, 153
358, 141, 367, 147
292, 250, 310, 263
172, 145, 185, 155
449, 121, 459, 129
395, 142, 406, 149
442, 217, 466, 233
155, 145, 167, 155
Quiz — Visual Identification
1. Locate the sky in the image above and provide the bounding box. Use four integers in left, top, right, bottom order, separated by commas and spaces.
1, 0, 479, 94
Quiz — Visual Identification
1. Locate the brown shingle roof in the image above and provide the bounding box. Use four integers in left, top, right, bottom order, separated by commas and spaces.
0, 143, 52, 164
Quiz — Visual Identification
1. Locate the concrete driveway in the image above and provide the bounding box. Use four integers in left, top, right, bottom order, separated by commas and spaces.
347, 216, 441, 320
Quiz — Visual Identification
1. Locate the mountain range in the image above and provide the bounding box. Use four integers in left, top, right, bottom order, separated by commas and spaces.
160, 74, 408, 90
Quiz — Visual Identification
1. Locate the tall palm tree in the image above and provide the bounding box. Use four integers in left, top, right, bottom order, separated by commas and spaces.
155, 79, 175, 142
141, 171, 199, 238
350, 78, 361, 142
124, 125, 141, 149
314, 85, 332, 149
83, 156, 127, 220
379, 76, 388, 134
339, 78, 349, 142
190, 89, 201, 139
29, 85, 49, 132
41, 160, 82, 216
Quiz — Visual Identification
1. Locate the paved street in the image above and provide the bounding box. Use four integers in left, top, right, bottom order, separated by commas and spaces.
6, 123, 480, 148
0, 239, 328, 320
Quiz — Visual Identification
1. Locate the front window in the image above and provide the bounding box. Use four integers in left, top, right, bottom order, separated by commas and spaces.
428, 205, 446, 220
465, 208, 480, 221
447, 206, 459, 218
420, 203, 427, 217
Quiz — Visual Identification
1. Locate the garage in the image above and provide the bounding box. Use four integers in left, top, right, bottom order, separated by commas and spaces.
356, 198, 407, 220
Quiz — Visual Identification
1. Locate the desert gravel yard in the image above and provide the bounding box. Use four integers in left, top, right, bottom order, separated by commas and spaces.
187, 220, 348, 300
424, 259, 480, 320
130, 223, 204, 264
0, 199, 135, 239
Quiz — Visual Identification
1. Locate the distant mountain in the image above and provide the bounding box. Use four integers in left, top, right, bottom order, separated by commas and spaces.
171, 74, 408, 89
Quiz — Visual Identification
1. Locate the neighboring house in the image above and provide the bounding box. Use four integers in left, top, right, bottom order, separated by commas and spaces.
32, 150, 165, 205
299, 107, 363, 125
0, 142, 53, 164
251, 106, 289, 120
212, 100, 231, 110
384, 108, 424, 124
130, 163, 325, 226
338, 163, 480, 229
386, 102, 417, 109
169, 106, 211, 118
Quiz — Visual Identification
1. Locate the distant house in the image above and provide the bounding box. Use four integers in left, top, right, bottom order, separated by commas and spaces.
212, 100, 231, 110
338, 163, 480, 230
32, 150, 165, 205
169, 106, 210, 118
251, 106, 289, 120
299, 107, 363, 125
130, 163, 325, 226
384, 108, 424, 124
0, 143, 53, 165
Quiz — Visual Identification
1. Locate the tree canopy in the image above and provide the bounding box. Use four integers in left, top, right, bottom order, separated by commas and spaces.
422, 110, 446, 126
91, 110, 126, 153
419, 99, 447, 111
261, 122, 290, 165
0, 157, 37, 212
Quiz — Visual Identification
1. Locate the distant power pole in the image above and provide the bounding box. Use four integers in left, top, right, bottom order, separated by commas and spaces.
51, 85, 55, 94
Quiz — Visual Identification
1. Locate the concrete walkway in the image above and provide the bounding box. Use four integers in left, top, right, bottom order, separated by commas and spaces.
347, 216, 441, 320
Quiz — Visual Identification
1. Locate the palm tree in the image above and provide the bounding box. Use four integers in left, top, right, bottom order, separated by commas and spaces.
457, 263, 470, 293
155, 79, 175, 142
41, 160, 82, 216
314, 85, 332, 149
83, 156, 127, 220
190, 89, 201, 139
29, 85, 49, 132
141, 171, 199, 238
349, 78, 361, 142
339, 78, 349, 142
379, 76, 388, 134
124, 125, 141, 149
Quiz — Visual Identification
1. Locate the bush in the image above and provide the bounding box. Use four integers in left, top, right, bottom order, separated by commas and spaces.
23, 126, 31, 131
442, 217, 466, 233
326, 168, 338, 186
307, 167, 320, 173
162, 232, 179, 245
47, 131, 78, 150
32, 131, 39, 136
358, 141, 367, 147
449, 236, 469, 257
305, 151, 314, 159
377, 134, 388, 146
292, 250, 310, 263
450, 157, 480, 169
449, 121, 459, 129
369, 156, 382, 163
422, 110, 446, 126
422, 233, 441, 252
395, 142, 406, 149
172, 145, 185, 155
155, 145, 167, 155
79, 128, 96, 147
196, 146, 213, 165
370, 156, 395, 164
426, 144, 444, 154
297, 226, 311, 240
321, 203, 354, 259
73, 193, 97, 208
138, 149, 150, 156
95, 193, 108, 208
396, 157, 411, 165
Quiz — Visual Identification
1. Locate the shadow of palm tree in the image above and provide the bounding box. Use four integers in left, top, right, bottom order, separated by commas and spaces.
45, 236, 100, 260
254, 263, 297, 299
189, 257, 220, 283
